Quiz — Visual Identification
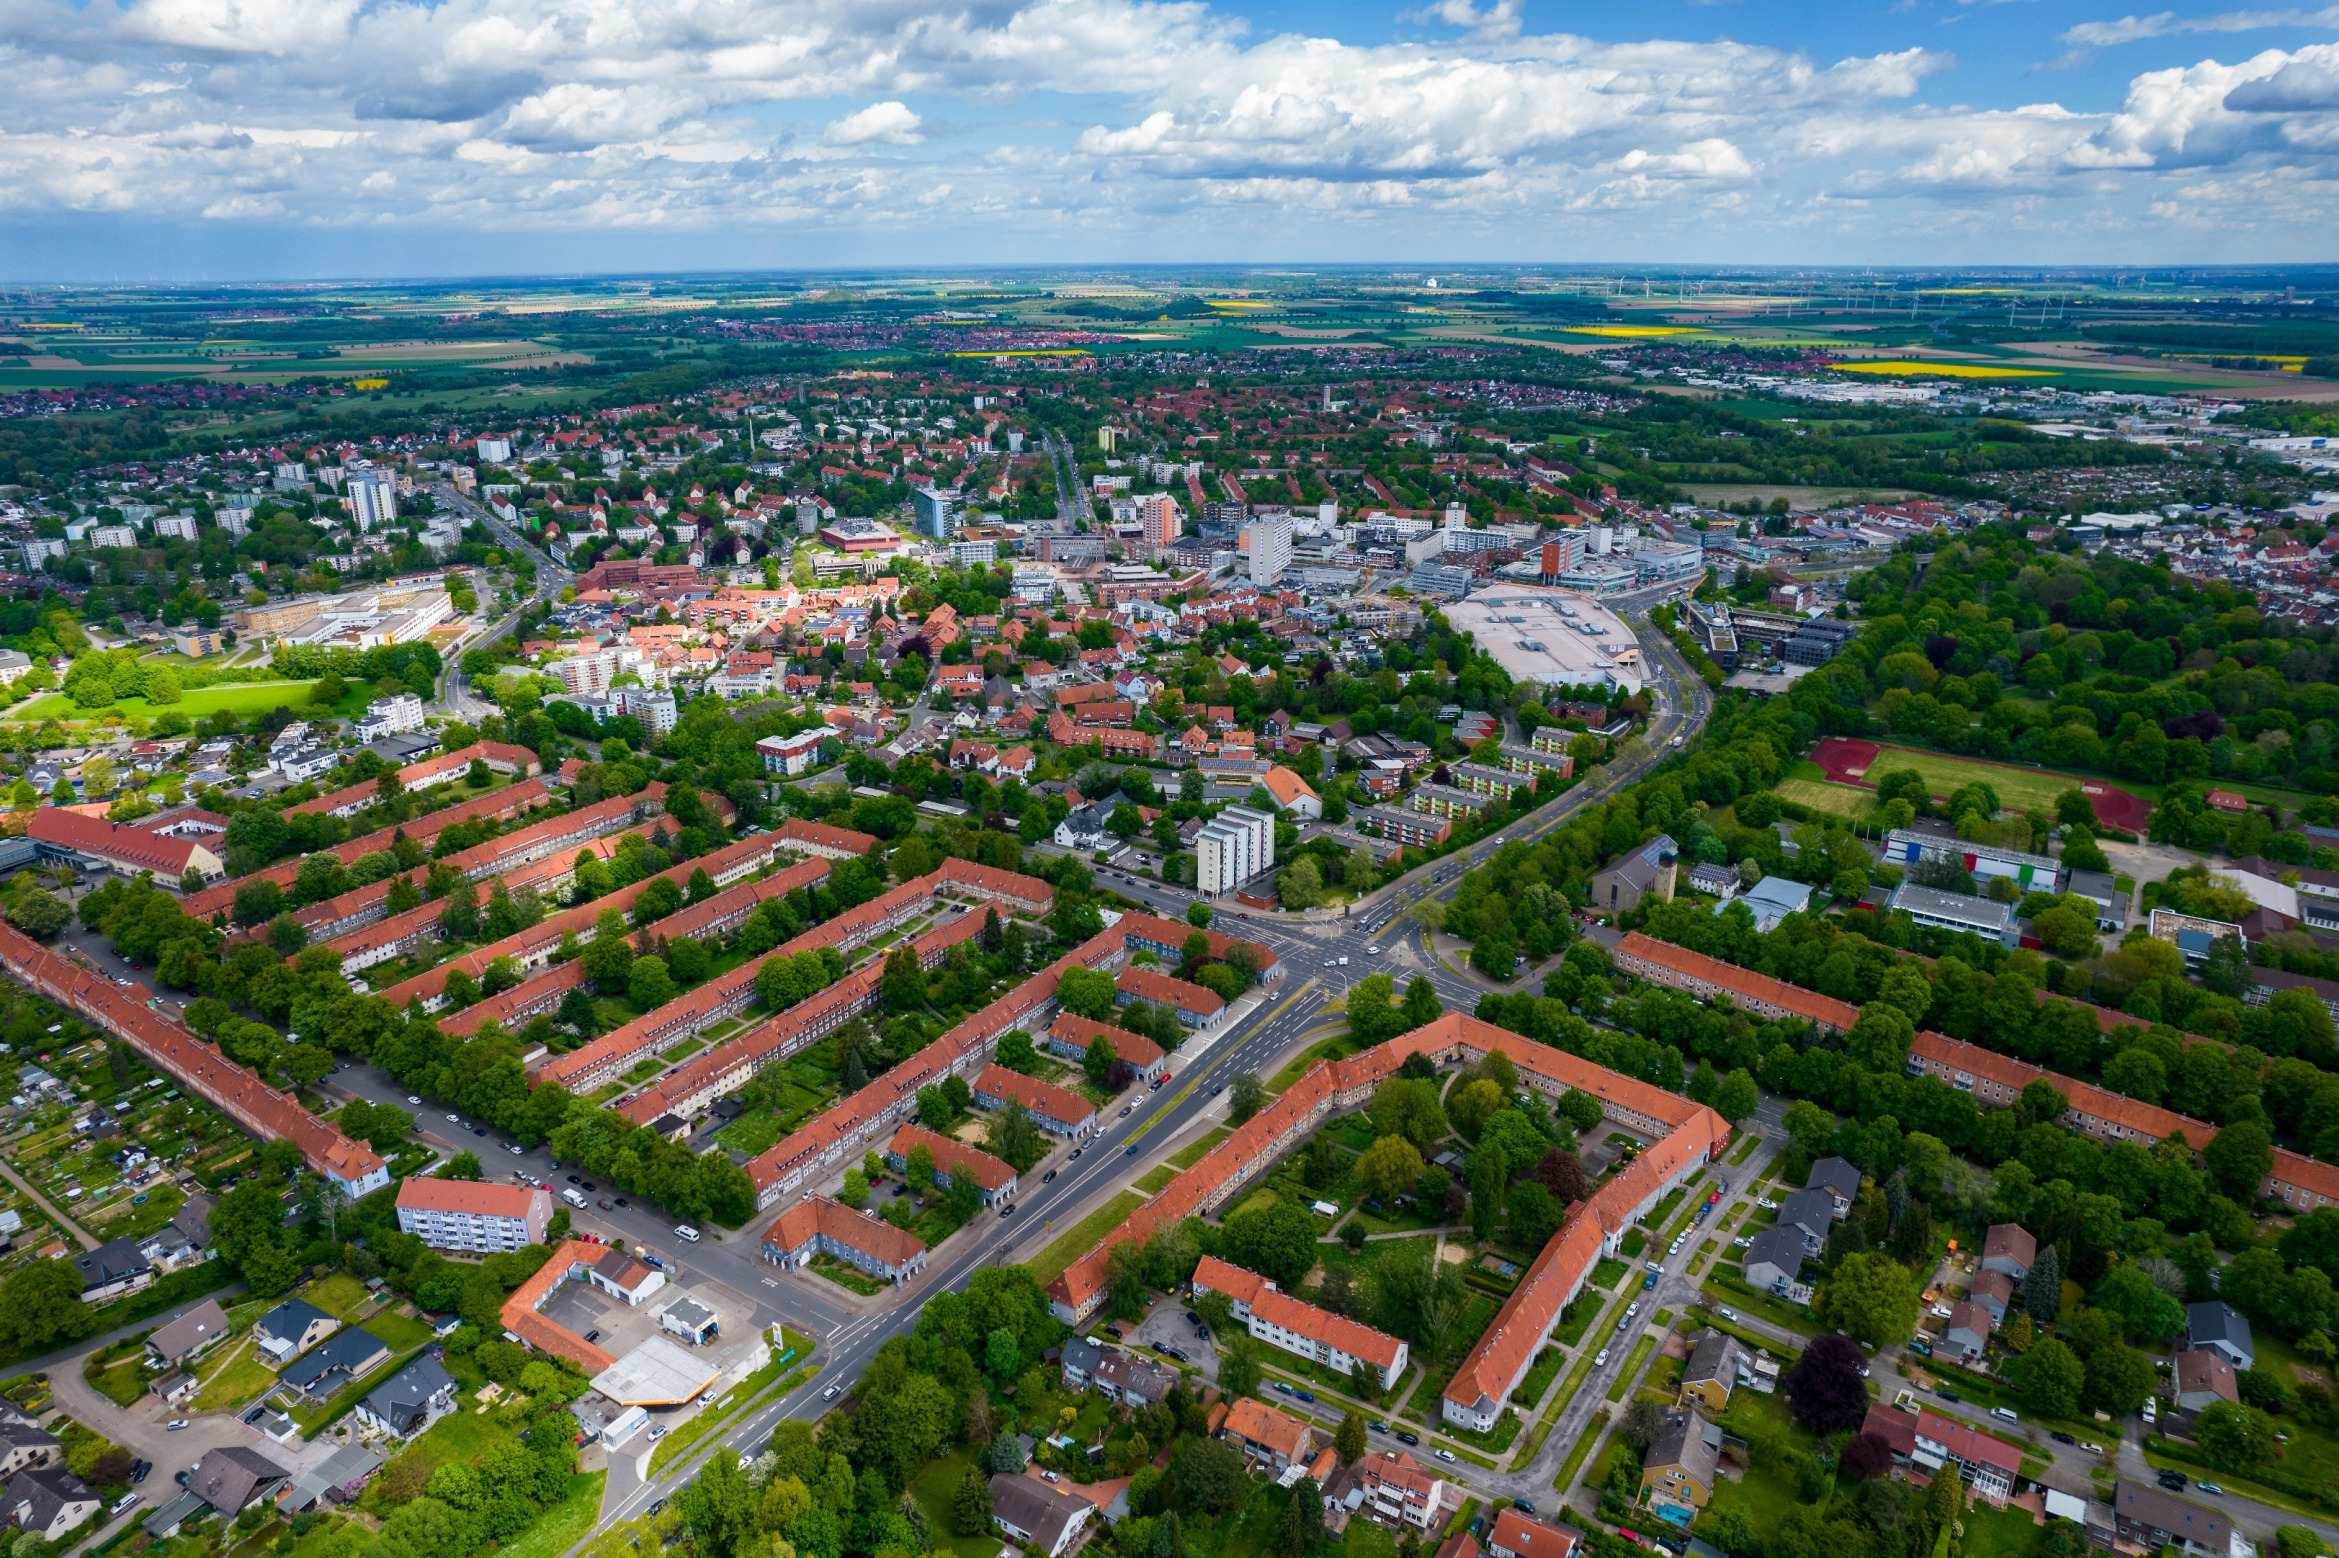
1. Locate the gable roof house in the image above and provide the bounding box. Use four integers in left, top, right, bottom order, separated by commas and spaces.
146, 1298, 232, 1367
1487, 1507, 1575, 1558
1221, 1397, 1314, 1470
1774, 1188, 1836, 1254
1677, 1330, 1752, 1414
6, 1467, 97, 1540
2114, 1480, 2248, 1558
254, 1299, 337, 1365
1942, 1301, 1994, 1363
1969, 1269, 2015, 1325
0, 1411, 59, 1480
1639, 1411, 1723, 1520
1980, 1223, 2036, 1281
988, 1474, 1097, 1558
2186, 1302, 2255, 1368
279, 1328, 391, 1402
2174, 1350, 2239, 1414
1740, 1227, 1805, 1295
1806, 1157, 1861, 1218
355, 1355, 458, 1440
72, 1236, 154, 1302
184, 1446, 291, 1516
1356, 1450, 1449, 1531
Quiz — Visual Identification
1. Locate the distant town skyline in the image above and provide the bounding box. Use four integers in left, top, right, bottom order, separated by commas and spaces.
5, 0, 2339, 280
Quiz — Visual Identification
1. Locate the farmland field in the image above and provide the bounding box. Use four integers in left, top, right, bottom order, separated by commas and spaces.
1810, 738, 2149, 830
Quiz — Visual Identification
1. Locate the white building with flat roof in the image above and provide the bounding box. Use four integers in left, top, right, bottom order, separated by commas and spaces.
1441, 589, 1646, 696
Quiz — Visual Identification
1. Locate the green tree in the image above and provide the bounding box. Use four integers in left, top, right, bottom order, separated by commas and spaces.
952, 1466, 992, 1536
1712, 1069, 1759, 1122
1820, 1252, 1919, 1345
629, 955, 676, 1011
1228, 1072, 1267, 1125
1353, 1136, 1425, 1207
2195, 1400, 2274, 1472
1336, 1412, 1366, 1463
1084, 1035, 1119, 1088
2009, 1337, 2083, 1419
2024, 1245, 2063, 1323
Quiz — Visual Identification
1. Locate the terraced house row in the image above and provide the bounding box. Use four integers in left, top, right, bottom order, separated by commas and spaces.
0, 921, 390, 1197
285, 741, 541, 820
183, 776, 557, 922
372, 828, 828, 1012
539, 855, 1056, 1093
1614, 930, 2339, 1213
738, 911, 1267, 1211
1039, 1009, 1730, 1433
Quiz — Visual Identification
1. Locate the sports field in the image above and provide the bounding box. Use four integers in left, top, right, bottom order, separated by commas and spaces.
1810, 738, 2148, 830
1776, 778, 1871, 819
10, 680, 326, 724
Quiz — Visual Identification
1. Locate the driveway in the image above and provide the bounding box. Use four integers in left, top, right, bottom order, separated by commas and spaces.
1124, 1298, 1217, 1383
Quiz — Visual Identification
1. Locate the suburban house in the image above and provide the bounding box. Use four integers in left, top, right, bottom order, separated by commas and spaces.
1774, 1189, 1836, 1254
1639, 1411, 1722, 1521
1969, 1269, 2015, 1325
2186, 1303, 2255, 1368
1221, 1397, 1313, 1471
584, 1248, 665, 1306
145, 1298, 231, 1368
1487, 1506, 1576, 1558
71, 1236, 155, 1302
1942, 1301, 1994, 1364
1093, 1351, 1179, 1408
1806, 1157, 1861, 1218
254, 1299, 338, 1365
1981, 1223, 2036, 1282
2114, 1480, 2249, 1558
2174, 1351, 2240, 1414
987, 1474, 1097, 1558
354, 1355, 458, 1440
1859, 1402, 2023, 1505
281, 1444, 384, 1513
1355, 1450, 1449, 1531
1740, 1227, 1804, 1294
1676, 1331, 1752, 1414
185, 1446, 291, 1516
0, 1411, 60, 1478
5, 1467, 96, 1539
279, 1329, 391, 1402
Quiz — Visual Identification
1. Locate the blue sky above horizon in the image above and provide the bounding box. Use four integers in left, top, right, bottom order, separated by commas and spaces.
4, 0, 2339, 280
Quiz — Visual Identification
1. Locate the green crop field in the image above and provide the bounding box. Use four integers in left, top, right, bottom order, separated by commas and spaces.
11, 680, 328, 724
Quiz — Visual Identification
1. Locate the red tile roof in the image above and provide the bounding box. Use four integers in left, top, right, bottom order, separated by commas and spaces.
976, 1064, 1096, 1126
886, 1123, 1016, 1193
1614, 932, 1859, 1031
26, 808, 205, 875
1050, 1013, 1165, 1072
1192, 1256, 1269, 1309
1221, 1397, 1311, 1461
1490, 1508, 1575, 1558
1116, 965, 1223, 1016
763, 1195, 928, 1268
1916, 1409, 2022, 1474
501, 1242, 619, 1372
1250, 1284, 1405, 1370
775, 818, 880, 856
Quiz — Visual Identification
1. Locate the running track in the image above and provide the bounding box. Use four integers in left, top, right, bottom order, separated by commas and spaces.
1810, 737, 2150, 833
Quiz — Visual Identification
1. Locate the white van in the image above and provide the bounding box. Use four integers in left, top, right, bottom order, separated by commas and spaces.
561, 1188, 587, 1210
674, 1225, 701, 1243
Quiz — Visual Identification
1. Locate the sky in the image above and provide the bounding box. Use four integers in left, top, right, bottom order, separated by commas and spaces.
4, 0, 2339, 280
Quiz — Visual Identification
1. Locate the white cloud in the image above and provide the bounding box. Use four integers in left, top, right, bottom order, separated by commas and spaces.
825, 101, 925, 146
0, 0, 2328, 262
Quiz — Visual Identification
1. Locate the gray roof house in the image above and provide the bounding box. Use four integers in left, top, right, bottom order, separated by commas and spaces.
146, 1298, 232, 1367
184, 1446, 290, 1517
282, 1444, 383, 1513
7, 1466, 97, 1540
0, 1410, 61, 1479
1741, 1227, 1805, 1294
71, 1236, 154, 1302
2114, 1480, 2243, 1558
1060, 1336, 1107, 1392
1970, 1269, 2015, 1326
990, 1474, 1098, 1558
355, 1355, 456, 1439
1806, 1158, 1861, 1219
279, 1328, 390, 1401
1774, 1189, 1836, 1255
2185, 1303, 2254, 1369
255, 1299, 337, 1365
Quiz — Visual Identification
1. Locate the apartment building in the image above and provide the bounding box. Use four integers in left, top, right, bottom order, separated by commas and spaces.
973, 1065, 1097, 1138
1610, 933, 1858, 1033
1356, 1450, 1449, 1531
1190, 1257, 1409, 1388
759, 1196, 929, 1285
395, 1179, 551, 1254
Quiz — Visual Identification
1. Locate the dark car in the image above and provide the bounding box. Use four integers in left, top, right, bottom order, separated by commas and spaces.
2158, 1472, 2188, 1491
1370, 1422, 1389, 1435
1513, 1499, 1536, 1516
2051, 1432, 2076, 1446
581, 1182, 596, 1192
473, 1127, 486, 1137
131, 1462, 149, 1484
1937, 1389, 1960, 1403
615, 1197, 629, 1208
586, 1330, 601, 1343
1395, 1430, 1419, 1446
1043, 1170, 1057, 1182
1000, 1204, 1016, 1217
567, 1175, 581, 1184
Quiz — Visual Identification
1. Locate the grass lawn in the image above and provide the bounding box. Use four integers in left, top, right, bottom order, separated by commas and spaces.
1728, 1133, 1763, 1165
193, 1340, 276, 1412
1589, 1258, 1629, 1291
371, 1410, 523, 1510
717, 1113, 787, 1157
1605, 1333, 1659, 1402
86, 1355, 149, 1407
304, 1273, 371, 1321
10, 681, 327, 724
1776, 779, 1872, 819
810, 1255, 888, 1296
1027, 1191, 1145, 1286
1133, 1165, 1179, 1194
499, 1474, 605, 1558
1958, 1498, 2052, 1558
362, 1310, 436, 1353
1553, 1408, 1609, 1493
910, 1450, 996, 1558
1268, 1038, 1358, 1093
1169, 1128, 1230, 1169
1846, 743, 2135, 819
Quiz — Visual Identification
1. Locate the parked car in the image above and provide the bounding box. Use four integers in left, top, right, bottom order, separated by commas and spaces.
1043, 1170, 1057, 1182
1435, 1449, 1456, 1463
1594, 1350, 1609, 1366
1395, 1431, 1419, 1446
2196, 1484, 2224, 1497
166, 1420, 189, 1431
1937, 1389, 1960, 1403
2157, 1471, 2187, 1491
2079, 1442, 2104, 1455
2051, 1432, 2076, 1446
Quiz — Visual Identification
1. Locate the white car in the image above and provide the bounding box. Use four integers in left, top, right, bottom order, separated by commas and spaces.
1594, 1349, 1609, 1366
407, 1096, 421, 1104
821, 1385, 841, 1401
1436, 1449, 1457, 1463
1733, 1237, 1751, 1248
446, 1113, 460, 1123
675, 1225, 701, 1242
1756, 1197, 1777, 1209
1625, 1302, 1639, 1318
1366, 947, 1379, 955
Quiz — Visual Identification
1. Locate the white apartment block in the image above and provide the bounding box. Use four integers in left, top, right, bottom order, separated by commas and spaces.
22, 539, 65, 568
1240, 517, 1293, 587
613, 685, 677, 735
476, 438, 514, 463
92, 525, 137, 550
357, 694, 428, 740
1196, 804, 1276, 897
154, 513, 199, 542
347, 472, 399, 532
394, 1180, 551, 1254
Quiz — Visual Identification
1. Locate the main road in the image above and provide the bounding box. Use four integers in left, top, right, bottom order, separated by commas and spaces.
564, 616, 1722, 1525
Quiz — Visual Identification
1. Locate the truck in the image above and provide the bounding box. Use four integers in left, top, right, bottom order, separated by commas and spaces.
562, 1188, 588, 1210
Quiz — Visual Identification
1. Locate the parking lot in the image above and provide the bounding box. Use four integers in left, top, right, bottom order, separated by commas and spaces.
1119, 1296, 1218, 1383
